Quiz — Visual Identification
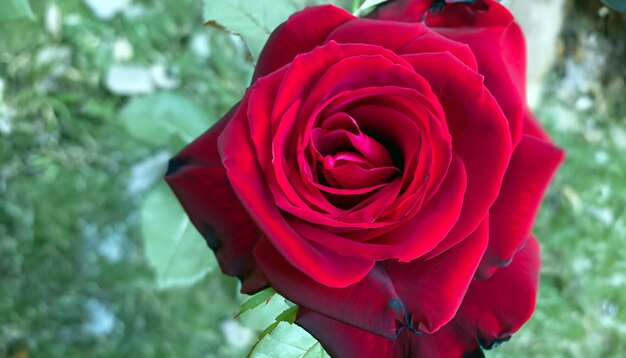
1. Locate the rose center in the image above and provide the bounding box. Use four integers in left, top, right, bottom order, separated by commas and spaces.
310, 112, 401, 193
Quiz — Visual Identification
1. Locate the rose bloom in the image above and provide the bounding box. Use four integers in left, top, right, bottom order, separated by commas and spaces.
166, 0, 564, 356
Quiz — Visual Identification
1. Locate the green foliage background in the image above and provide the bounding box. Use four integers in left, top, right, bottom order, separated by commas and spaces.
0, 0, 625, 357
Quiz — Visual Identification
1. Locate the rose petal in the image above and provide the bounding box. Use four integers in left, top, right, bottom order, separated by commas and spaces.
254, 237, 407, 338
381, 218, 489, 334
165, 107, 267, 293
297, 155, 465, 261
219, 95, 374, 288
523, 108, 551, 141
367, 0, 525, 146
327, 18, 478, 71
366, 0, 432, 22
296, 235, 541, 358
434, 24, 526, 146
425, 0, 513, 28
253, 5, 354, 80
479, 135, 563, 278
403, 52, 512, 259
297, 308, 480, 358
297, 308, 400, 357
456, 236, 542, 349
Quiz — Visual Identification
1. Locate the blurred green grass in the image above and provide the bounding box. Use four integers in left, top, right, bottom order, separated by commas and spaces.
0, 0, 624, 357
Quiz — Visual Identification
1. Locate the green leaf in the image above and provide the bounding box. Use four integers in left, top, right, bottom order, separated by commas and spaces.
301, 343, 327, 358
601, 0, 626, 12
249, 321, 330, 358
237, 287, 277, 317
204, 0, 298, 61
239, 292, 291, 331
354, 0, 390, 15
141, 182, 216, 289
0, 0, 34, 21
274, 306, 298, 324
119, 92, 211, 149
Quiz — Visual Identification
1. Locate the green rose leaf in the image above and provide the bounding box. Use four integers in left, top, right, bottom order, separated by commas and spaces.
601, 0, 626, 12
249, 321, 330, 358
119, 92, 211, 150
0, 0, 34, 21
237, 287, 277, 317
203, 0, 299, 61
141, 182, 216, 289
239, 292, 292, 332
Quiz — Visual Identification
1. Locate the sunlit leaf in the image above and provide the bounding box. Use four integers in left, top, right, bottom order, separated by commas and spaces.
119, 92, 211, 150
275, 306, 298, 324
237, 287, 277, 317
0, 0, 34, 21
142, 183, 216, 289
239, 292, 291, 331
353, 0, 390, 15
249, 321, 330, 358
203, 0, 298, 61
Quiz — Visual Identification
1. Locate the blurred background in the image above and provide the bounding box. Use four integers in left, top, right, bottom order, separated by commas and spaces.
0, 0, 624, 357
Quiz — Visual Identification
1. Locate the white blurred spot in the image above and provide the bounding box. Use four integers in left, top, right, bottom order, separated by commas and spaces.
602, 301, 618, 317
113, 38, 134, 62
561, 185, 583, 212
84, 0, 131, 20
105, 65, 154, 95
45, 3, 62, 39
571, 257, 592, 273
0, 116, 12, 135
607, 273, 626, 287
65, 13, 81, 26
574, 96, 594, 111
98, 232, 123, 262
190, 33, 211, 59
219, 319, 254, 349
84, 299, 115, 336
611, 128, 626, 150
0, 80, 14, 136
127, 151, 170, 195
598, 6, 610, 17
150, 64, 179, 90
588, 206, 614, 225
594, 151, 609, 165
124, 3, 146, 19
36, 47, 72, 76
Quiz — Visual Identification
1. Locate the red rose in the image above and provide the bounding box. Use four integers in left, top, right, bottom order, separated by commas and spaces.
166, 0, 564, 356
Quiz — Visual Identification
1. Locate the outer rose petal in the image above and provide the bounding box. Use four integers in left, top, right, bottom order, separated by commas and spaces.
165, 107, 267, 294
254, 217, 487, 339
297, 308, 400, 357
327, 18, 478, 72
254, 237, 408, 338
367, 0, 512, 27
479, 134, 563, 278
403, 52, 512, 258
425, 0, 513, 28
366, 0, 432, 22
253, 5, 354, 80
369, 0, 526, 146
427, 0, 525, 146
523, 108, 551, 140
297, 310, 481, 358
297, 237, 542, 357
434, 23, 526, 146
455, 236, 542, 349
381, 219, 489, 334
